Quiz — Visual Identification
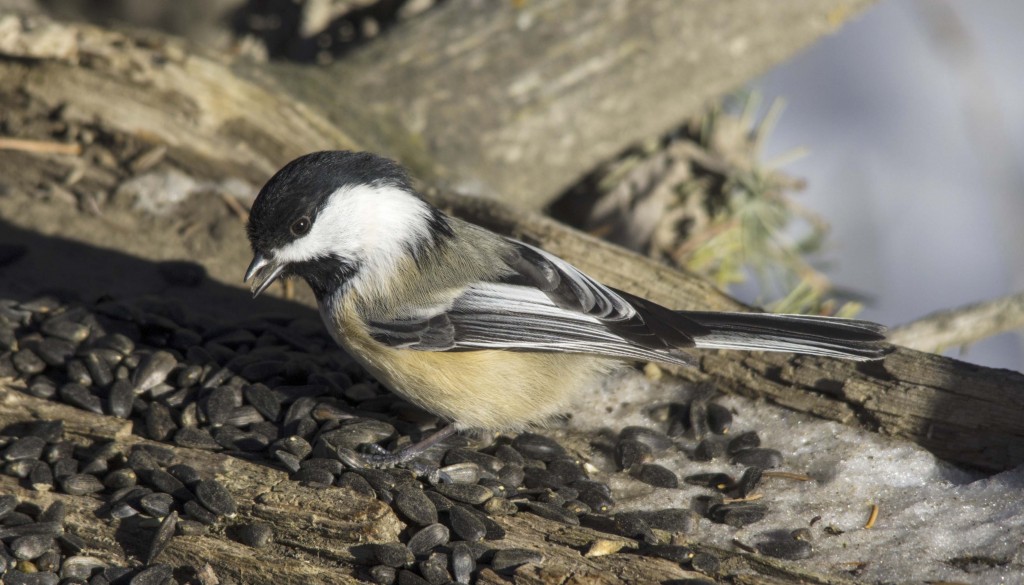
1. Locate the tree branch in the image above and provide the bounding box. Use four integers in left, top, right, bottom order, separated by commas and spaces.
887, 291, 1024, 353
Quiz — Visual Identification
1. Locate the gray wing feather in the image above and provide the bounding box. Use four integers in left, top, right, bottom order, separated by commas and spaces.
364, 238, 698, 365
364, 239, 887, 363
367, 282, 693, 365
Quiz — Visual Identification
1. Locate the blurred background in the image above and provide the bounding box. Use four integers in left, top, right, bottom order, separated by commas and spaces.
753, 0, 1023, 370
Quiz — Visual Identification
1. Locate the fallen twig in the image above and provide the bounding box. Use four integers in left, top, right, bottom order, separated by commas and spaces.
888, 291, 1024, 352
0, 137, 82, 156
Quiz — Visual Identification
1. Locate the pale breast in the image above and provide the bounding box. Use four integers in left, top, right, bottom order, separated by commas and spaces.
323, 294, 614, 430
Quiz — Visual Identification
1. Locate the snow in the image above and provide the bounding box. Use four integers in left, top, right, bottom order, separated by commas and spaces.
550, 367, 1024, 583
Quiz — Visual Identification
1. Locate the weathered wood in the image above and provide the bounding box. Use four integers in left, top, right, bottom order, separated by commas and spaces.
1, 0, 877, 209
302, 0, 877, 208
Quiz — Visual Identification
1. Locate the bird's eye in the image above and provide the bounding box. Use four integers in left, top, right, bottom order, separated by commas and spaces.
290, 217, 311, 236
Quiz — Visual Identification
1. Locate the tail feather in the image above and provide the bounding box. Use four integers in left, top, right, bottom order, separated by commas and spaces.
681, 311, 891, 361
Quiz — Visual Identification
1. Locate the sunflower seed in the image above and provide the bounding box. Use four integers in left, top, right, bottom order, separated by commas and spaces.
369, 543, 414, 568
757, 538, 813, 560
13, 349, 46, 375
368, 565, 396, 585
172, 427, 221, 451
443, 449, 503, 474
615, 439, 652, 470
272, 435, 312, 459
709, 502, 768, 527
0, 494, 18, 518
58, 384, 103, 414
27, 377, 57, 399
129, 564, 173, 585
523, 501, 579, 526
706, 403, 733, 435
691, 551, 720, 574
140, 469, 191, 501
395, 487, 438, 527
396, 569, 429, 585
693, 437, 727, 462
419, 551, 451, 584
11, 534, 54, 560
633, 463, 678, 488
0, 521, 62, 539
731, 448, 784, 469
447, 505, 485, 542
619, 426, 674, 452
511, 433, 566, 462
65, 360, 92, 386
292, 467, 334, 486
60, 474, 104, 496
337, 472, 376, 498
576, 486, 615, 514
82, 352, 113, 388
431, 483, 492, 506
423, 491, 454, 513
144, 402, 178, 442
687, 402, 710, 439
194, 479, 236, 517
727, 431, 760, 454
3, 436, 46, 461
235, 522, 273, 548
175, 365, 203, 388
407, 523, 449, 556
107, 380, 134, 419
34, 338, 76, 366
203, 386, 239, 427
60, 555, 108, 580
139, 493, 174, 517
612, 513, 656, 543
166, 464, 202, 488
93, 333, 134, 355
103, 468, 137, 490
736, 467, 763, 497
145, 511, 177, 564
241, 384, 281, 422
183, 500, 217, 525
684, 473, 734, 492
50, 458, 77, 480
28, 462, 53, 491
132, 351, 177, 393
450, 542, 474, 583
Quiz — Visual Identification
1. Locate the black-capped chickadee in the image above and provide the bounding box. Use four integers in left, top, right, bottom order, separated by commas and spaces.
244, 151, 890, 465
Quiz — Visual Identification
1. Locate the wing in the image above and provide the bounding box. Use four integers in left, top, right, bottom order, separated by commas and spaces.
364, 239, 703, 366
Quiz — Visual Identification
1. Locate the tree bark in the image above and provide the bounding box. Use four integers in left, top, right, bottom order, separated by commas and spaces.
305, 0, 878, 207
1, 0, 878, 209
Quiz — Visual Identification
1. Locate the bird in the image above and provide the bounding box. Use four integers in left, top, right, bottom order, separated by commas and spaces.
244, 150, 890, 466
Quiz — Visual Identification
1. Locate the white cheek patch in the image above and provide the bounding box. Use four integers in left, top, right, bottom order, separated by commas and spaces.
272, 183, 433, 274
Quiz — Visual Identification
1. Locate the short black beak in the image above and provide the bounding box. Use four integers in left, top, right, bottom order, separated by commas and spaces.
244, 252, 286, 298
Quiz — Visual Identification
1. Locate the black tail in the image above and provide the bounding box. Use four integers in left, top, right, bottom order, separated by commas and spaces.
682, 311, 891, 360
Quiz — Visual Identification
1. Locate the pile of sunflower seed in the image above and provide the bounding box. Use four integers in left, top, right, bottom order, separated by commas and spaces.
0, 294, 812, 584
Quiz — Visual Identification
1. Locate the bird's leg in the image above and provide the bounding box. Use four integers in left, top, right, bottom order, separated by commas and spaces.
336, 425, 458, 470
